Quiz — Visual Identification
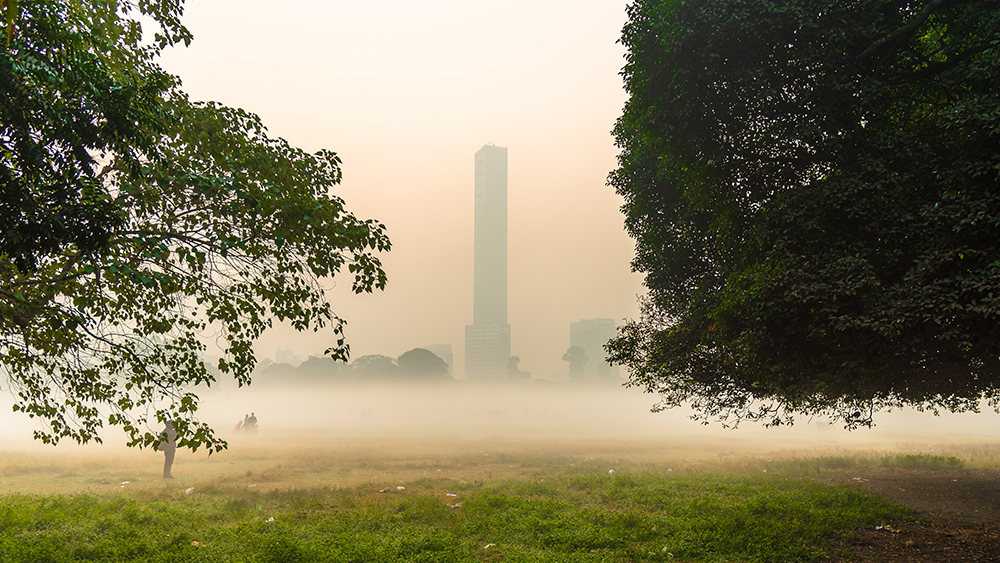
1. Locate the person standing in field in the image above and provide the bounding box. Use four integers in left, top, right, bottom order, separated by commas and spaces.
156, 420, 178, 479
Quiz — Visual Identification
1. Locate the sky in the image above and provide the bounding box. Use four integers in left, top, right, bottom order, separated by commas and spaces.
156, 0, 644, 378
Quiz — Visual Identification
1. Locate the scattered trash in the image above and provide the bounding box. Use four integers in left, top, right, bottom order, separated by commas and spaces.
120, 481, 130, 485
446, 493, 457, 497
875, 525, 901, 533
379, 487, 391, 493
608, 469, 615, 475
447, 502, 463, 508
484, 544, 495, 549
396, 486, 405, 491
191, 541, 201, 547
185, 487, 195, 495
265, 517, 275, 523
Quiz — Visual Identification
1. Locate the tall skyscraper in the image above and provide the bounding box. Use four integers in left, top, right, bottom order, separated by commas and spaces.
465, 144, 511, 378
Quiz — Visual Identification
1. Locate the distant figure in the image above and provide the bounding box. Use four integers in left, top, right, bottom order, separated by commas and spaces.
234, 419, 243, 433
155, 420, 178, 479
243, 413, 250, 430
246, 412, 258, 434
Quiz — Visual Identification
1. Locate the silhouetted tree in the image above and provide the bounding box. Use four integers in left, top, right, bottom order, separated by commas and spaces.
397, 348, 450, 379
351, 355, 399, 378
562, 346, 589, 380
506, 356, 530, 380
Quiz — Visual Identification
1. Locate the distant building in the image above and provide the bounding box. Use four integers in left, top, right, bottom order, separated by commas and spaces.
423, 344, 454, 374
569, 319, 620, 379
465, 144, 511, 378
275, 347, 301, 367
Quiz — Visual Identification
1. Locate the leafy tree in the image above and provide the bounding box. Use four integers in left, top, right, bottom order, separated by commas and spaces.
609, 0, 1000, 427
0, 1, 389, 451
562, 346, 589, 380
1, 0, 187, 274
506, 355, 530, 380
397, 348, 450, 379
258, 356, 347, 386
350, 355, 399, 378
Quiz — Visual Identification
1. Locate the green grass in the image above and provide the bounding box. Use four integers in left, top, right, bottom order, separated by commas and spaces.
753, 453, 965, 477
0, 463, 917, 563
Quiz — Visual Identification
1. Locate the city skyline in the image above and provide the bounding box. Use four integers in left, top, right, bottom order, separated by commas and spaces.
157, 0, 644, 378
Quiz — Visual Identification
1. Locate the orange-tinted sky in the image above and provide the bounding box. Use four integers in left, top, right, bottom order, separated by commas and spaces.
158, 0, 644, 378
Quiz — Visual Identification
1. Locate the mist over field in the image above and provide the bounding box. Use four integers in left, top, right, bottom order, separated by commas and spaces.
3, 376, 999, 496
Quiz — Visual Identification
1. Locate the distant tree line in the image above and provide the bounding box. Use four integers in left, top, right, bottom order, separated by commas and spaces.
255, 348, 451, 385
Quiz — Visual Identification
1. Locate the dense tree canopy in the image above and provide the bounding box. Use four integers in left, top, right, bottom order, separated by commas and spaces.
0, 0, 389, 450
397, 348, 450, 379
608, 0, 1000, 427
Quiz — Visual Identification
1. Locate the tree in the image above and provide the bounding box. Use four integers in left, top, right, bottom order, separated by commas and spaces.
608, 0, 1000, 428
1, 0, 187, 274
397, 348, 450, 379
350, 355, 399, 378
562, 346, 589, 380
506, 355, 530, 380
0, 0, 389, 451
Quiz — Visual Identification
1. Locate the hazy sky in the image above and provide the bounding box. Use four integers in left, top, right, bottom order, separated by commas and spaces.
157, 0, 644, 378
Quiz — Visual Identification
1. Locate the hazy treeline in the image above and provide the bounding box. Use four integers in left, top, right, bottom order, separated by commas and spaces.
242, 347, 620, 388
252, 348, 453, 386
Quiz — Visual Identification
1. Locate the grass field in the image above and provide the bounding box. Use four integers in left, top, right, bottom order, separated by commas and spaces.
2, 384, 998, 562
1, 431, 993, 562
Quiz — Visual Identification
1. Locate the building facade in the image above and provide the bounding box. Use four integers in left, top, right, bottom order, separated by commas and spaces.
569, 318, 620, 379
465, 144, 511, 378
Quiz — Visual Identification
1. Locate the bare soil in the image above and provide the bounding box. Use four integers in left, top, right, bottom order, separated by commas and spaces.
823, 468, 1000, 562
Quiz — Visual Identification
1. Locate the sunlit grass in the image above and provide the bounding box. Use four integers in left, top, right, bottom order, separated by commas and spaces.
0, 464, 916, 563
2, 428, 997, 562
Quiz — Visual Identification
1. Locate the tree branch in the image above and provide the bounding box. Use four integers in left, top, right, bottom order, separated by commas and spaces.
857, 0, 947, 61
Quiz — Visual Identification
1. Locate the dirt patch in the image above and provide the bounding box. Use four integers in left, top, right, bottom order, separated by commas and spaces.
824, 468, 1000, 562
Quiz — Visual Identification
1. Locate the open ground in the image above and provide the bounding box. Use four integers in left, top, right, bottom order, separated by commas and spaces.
2, 383, 999, 561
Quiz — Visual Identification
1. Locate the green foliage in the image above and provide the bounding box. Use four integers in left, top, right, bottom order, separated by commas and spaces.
0, 465, 916, 562
0, 0, 182, 273
609, 0, 1000, 427
0, 1, 389, 451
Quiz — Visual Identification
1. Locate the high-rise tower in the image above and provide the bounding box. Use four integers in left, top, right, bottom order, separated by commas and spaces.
465, 144, 510, 378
